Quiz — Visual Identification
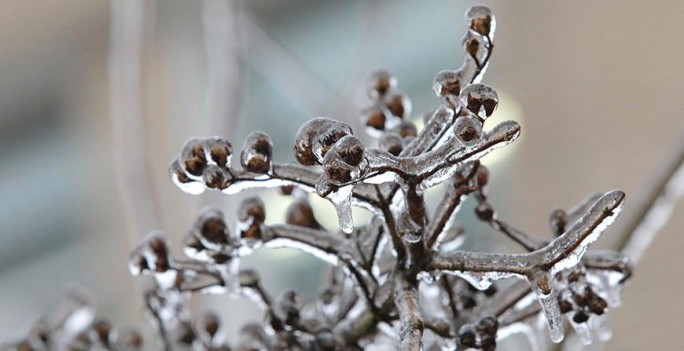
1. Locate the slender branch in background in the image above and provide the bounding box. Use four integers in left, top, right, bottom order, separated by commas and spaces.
238, 15, 336, 118
620, 145, 684, 264
200, 0, 241, 207
108, 0, 158, 243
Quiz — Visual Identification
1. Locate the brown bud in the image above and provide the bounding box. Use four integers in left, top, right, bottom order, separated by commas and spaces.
196, 209, 227, 245
286, 198, 321, 229
362, 104, 388, 132
454, 115, 483, 146
466, 5, 495, 36
203, 165, 232, 190
433, 70, 465, 108
384, 91, 411, 119
294, 118, 353, 165
379, 133, 403, 156
460, 83, 498, 119
366, 70, 396, 98
180, 138, 209, 176
205, 137, 233, 168
202, 313, 221, 338
240, 131, 273, 174
395, 120, 418, 138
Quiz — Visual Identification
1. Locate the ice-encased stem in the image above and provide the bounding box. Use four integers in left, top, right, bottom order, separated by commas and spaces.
430, 190, 625, 341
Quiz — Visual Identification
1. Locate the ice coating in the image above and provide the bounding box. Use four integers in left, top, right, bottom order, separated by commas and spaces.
101, 4, 642, 351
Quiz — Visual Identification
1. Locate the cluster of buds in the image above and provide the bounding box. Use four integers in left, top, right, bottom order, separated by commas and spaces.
4, 5, 639, 351
169, 132, 274, 195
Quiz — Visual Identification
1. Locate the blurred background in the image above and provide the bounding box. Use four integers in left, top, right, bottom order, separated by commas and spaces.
0, 0, 682, 350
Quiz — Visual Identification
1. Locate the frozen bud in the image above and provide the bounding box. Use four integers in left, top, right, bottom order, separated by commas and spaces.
203, 165, 232, 190
168, 158, 192, 184
182, 232, 206, 259
466, 5, 495, 37
587, 294, 608, 315
558, 290, 574, 314
180, 138, 209, 176
433, 69, 466, 108
294, 118, 353, 165
276, 290, 302, 327
394, 120, 418, 138
239, 197, 266, 224
169, 158, 206, 195
331, 135, 365, 166
197, 209, 230, 247
384, 91, 411, 119
240, 131, 273, 174
366, 70, 396, 98
379, 133, 403, 156
573, 287, 592, 307
323, 136, 366, 185
205, 137, 233, 168
238, 268, 261, 287
238, 197, 266, 242
362, 104, 389, 134
279, 185, 295, 195
453, 115, 483, 147
286, 198, 321, 229
129, 232, 171, 274
201, 313, 221, 338
460, 83, 498, 119
462, 30, 487, 64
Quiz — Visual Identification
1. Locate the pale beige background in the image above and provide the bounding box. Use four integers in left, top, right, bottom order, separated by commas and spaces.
0, 1, 682, 350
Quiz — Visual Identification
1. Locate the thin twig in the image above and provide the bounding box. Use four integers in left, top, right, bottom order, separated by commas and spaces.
619, 146, 684, 264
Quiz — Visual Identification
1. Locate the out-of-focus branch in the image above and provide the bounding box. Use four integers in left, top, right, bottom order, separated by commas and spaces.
108, 0, 158, 242
619, 146, 684, 264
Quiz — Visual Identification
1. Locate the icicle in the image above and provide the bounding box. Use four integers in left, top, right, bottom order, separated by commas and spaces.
529, 272, 564, 343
